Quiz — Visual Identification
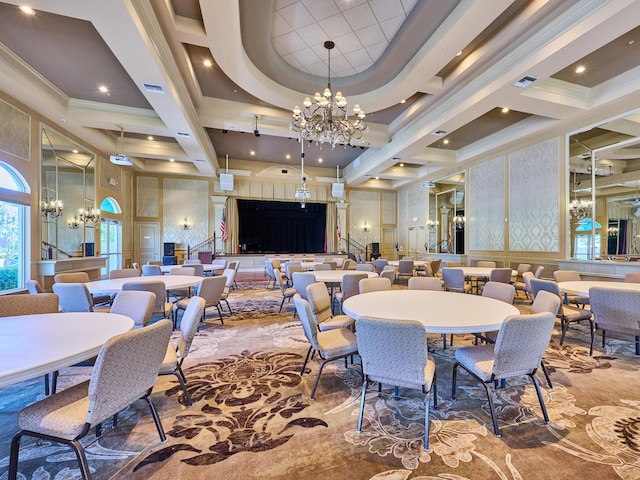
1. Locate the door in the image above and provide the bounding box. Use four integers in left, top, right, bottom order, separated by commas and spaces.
135, 222, 160, 265
382, 228, 396, 260
100, 218, 122, 277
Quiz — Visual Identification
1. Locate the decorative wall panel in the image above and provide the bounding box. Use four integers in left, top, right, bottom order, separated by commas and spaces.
406, 184, 426, 223
509, 138, 559, 252
398, 191, 406, 249
123, 171, 133, 250
382, 192, 396, 224
349, 190, 380, 245
163, 178, 209, 244
0, 98, 29, 160
469, 157, 505, 251
99, 157, 122, 195
136, 176, 159, 218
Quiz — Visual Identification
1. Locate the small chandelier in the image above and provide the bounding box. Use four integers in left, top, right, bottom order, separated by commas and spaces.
79, 207, 100, 223
608, 226, 619, 237
67, 216, 82, 229
453, 215, 465, 230
41, 198, 63, 218
179, 218, 191, 230
426, 219, 439, 231
569, 171, 592, 220
294, 141, 311, 208
290, 41, 367, 148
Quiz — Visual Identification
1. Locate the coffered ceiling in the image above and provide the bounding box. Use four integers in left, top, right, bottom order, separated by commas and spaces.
1, 0, 640, 190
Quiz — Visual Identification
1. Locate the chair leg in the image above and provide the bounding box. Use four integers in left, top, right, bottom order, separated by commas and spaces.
8, 431, 23, 480
357, 377, 368, 433
394, 386, 399, 400
559, 319, 568, 345
69, 439, 92, 480
482, 382, 501, 438
451, 362, 459, 400
541, 360, 553, 388
51, 370, 58, 395
279, 297, 286, 313
424, 390, 431, 451
144, 396, 167, 443
224, 299, 232, 314
172, 370, 192, 406
310, 359, 327, 400
44, 374, 50, 396
216, 305, 224, 324
301, 346, 313, 376
529, 373, 550, 424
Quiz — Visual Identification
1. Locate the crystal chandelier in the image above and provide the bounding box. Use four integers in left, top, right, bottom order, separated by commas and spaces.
290, 41, 367, 148
41, 198, 63, 218
426, 219, 439, 231
453, 215, 465, 230
294, 141, 310, 208
569, 171, 592, 220
67, 216, 82, 229
79, 207, 100, 223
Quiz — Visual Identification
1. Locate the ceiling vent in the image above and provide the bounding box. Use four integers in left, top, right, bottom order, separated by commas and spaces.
142, 83, 165, 94
176, 131, 191, 138
513, 75, 538, 88
421, 180, 436, 188
432, 130, 447, 136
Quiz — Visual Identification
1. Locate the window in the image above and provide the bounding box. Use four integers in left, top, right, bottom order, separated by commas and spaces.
0, 162, 29, 294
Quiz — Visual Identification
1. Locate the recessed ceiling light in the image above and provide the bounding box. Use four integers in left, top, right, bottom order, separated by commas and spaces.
628, 40, 635, 45
147, 136, 154, 141
400, 99, 406, 104
203, 59, 213, 67
375, 176, 379, 180
456, 50, 462, 56
250, 150, 255, 155
169, 158, 175, 162
286, 154, 290, 159
72, 149, 78, 154
400, 163, 404, 167
501, 107, 510, 113
318, 158, 323, 163
98, 85, 109, 94
575, 65, 586, 74
19, 5, 35, 15
443, 139, 449, 145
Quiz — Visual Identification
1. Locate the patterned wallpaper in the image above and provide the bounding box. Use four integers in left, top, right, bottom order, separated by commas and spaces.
349, 190, 380, 245
99, 156, 123, 195
136, 176, 159, 218
0, 98, 29, 160
163, 177, 209, 245
382, 192, 396, 224
123, 171, 133, 251
469, 157, 505, 251
406, 183, 426, 223
398, 190, 406, 248
509, 138, 559, 252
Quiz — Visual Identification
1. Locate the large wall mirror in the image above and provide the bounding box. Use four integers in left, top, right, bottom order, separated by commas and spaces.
568, 108, 640, 260
430, 172, 465, 254
41, 125, 96, 259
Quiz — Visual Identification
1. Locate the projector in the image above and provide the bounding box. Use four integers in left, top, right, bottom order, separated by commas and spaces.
421, 180, 435, 188
109, 154, 133, 166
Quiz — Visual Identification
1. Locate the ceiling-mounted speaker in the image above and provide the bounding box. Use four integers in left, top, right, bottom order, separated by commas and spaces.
220, 173, 234, 191
332, 182, 344, 198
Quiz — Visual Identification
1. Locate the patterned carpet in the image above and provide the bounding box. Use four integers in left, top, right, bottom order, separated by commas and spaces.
2, 278, 640, 479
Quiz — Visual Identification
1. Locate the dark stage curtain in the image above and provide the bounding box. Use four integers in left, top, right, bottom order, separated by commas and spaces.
238, 200, 327, 253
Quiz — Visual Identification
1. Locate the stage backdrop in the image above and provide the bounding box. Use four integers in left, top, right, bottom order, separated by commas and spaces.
238, 199, 326, 253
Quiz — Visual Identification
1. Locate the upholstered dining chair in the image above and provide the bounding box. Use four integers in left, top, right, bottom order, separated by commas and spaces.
218, 268, 236, 314
374, 259, 388, 274
324, 261, 338, 270
553, 270, 589, 308
0, 293, 60, 395
183, 263, 204, 277
515, 271, 535, 300
529, 278, 593, 347
589, 287, 640, 356
142, 264, 162, 276
122, 280, 175, 327
335, 272, 368, 314
624, 272, 640, 283
452, 311, 556, 437
25, 279, 43, 294
530, 290, 562, 388
477, 261, 497, 268
109, 268, 142, 279
292, 272, 316, 300
183, 259, 202, 265
109, 290, 155, 328
265, 260, 278, 289
159, 296, 205, 406
396, 260, 414, 284
306, 281, 355, 332
54, 272, 111, 306
147, 260, 163, 266
356, 316, 437, 451
476, 281, 516, 344
8, 319, 173, 480
359, 277, 391, 294
52, 283, 100, 313
445, 261, 462, 267
293, 294, 359, 400
342, 259, 355, 270
379, 267, 396, 285
430, 259, 442, 277
441, 268, 471, 294
285, 263, 303, 288
355, 263, 374, 272
175, 275, 225, 325
313, 263, 331, 271
168, 266, 196, 300
132, 262, 140, 270
408, 277, 442, 291
274, 268, 296, 313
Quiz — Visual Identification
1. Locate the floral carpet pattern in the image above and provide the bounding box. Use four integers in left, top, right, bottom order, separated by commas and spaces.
2, 279, 640, 479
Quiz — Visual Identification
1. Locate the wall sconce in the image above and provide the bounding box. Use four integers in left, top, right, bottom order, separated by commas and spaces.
179, 218, 191, 230
78, 207, 100, 223
362, 221, 369, 232
67, 216, 82, 230
41, 198, 63, 218
453, 215, 465, 230
426, 219, 439, 231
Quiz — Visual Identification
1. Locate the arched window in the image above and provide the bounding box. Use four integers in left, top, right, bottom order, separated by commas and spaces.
0, 162, 29, 293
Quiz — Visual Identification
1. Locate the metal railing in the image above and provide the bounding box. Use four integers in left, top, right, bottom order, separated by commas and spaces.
187, 233, 217, 260
41, 241, 75, 260
346, 234, 368, 262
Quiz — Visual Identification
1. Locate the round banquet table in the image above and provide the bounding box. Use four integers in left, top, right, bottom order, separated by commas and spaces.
387, 260, 427, 267
459, 267, 518, 278
558, 280, 640, 297
159, 264, 225, 274
312, 270, 378, 284
85, 275, 201, 295
0, 312, 134, 388
342, 290, 519, 334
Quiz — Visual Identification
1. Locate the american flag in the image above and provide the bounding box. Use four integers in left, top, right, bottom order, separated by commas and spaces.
220, 211, 227, 243
336, 215, 341, 241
